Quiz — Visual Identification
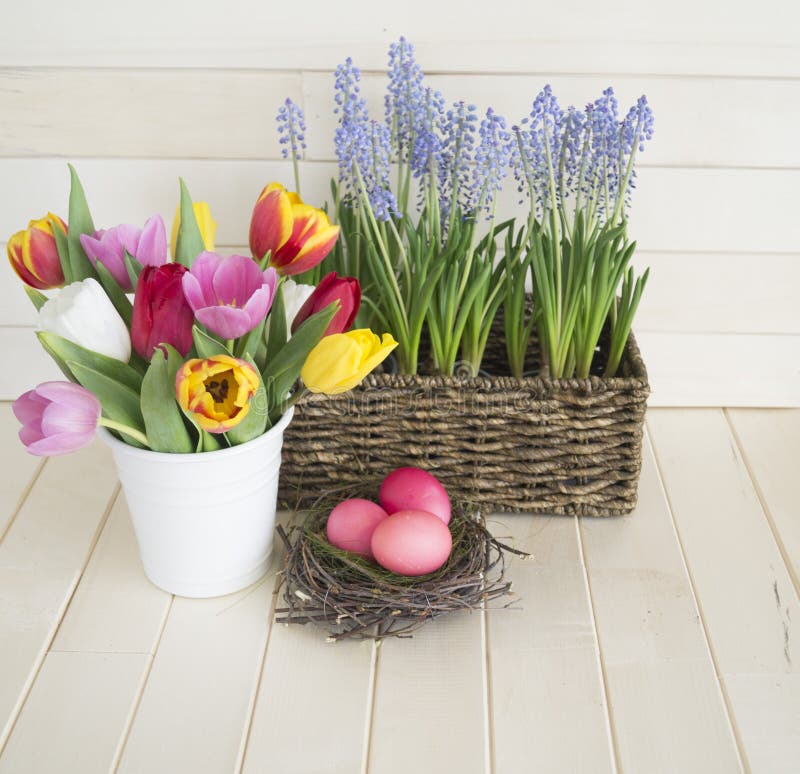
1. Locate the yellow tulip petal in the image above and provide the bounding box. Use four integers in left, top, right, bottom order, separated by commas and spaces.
301, 334, 363, 394
193, 202, 217, 250
357, 332, 399, 377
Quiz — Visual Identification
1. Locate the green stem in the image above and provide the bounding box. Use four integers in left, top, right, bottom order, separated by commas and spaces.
611, 115, 643, 225
289, 118, 301, 196
279, 386, 308, 416
99, 418, 150, 447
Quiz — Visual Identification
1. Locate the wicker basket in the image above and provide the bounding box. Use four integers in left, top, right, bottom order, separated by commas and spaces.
279, 327, 649, 517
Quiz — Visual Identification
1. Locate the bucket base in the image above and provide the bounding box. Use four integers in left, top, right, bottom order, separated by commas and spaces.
141, 553, 272, 598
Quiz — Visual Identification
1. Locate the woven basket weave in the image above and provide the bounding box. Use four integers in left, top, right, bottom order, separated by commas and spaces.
279, 328, 649, 517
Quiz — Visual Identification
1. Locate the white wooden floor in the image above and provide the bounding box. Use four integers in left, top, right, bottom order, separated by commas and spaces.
0, 404, 798, 774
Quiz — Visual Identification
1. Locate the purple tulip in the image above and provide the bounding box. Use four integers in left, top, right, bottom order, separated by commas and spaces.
182, 252, 278, 340
80, 215, 168, 291
13, 382, 101, 456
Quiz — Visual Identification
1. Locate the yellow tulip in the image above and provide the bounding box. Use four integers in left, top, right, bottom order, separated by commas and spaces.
175, 355, 260, 433
170, 202, 217, 258
301, 330, 398, 395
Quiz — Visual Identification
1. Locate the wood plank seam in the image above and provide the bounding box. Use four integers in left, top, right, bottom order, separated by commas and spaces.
574, 515, 622, 774
6, 153, 798, 172
44, 488, 124, 651
7, 154, 797, 172
109, 595, 174, 774
357, 641, 378, 774
482, 610, 495, 774
9, 66, 800, 81
645, 419, 750, 772
360, 640, 380, 774
0, 458, 46, 546
0, 482, 120, 757
234, 572, 284, 774
723, 408, 800, 598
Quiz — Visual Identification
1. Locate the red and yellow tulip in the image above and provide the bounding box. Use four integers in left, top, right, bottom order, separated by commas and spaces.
7, 214, 67, 289
175, 355, 260, 434
249, 182, 339, 276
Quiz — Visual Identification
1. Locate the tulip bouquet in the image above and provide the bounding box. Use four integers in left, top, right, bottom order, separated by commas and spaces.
276, 37, 654, 381
9, 166, 396, 457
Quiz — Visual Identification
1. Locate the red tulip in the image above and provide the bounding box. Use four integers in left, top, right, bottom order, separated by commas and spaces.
291, 272, 361, 336
131, 264, 194, 360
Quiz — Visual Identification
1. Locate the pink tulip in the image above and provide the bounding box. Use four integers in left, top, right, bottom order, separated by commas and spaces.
13, 382, 101, 456
182, 252, 278, 340
80, 215, 167, 291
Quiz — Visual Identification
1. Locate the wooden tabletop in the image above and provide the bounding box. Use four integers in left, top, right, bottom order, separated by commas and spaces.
0, 405, 797, 773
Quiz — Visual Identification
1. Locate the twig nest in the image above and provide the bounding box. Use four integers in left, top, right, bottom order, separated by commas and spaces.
275, 499, 529, 641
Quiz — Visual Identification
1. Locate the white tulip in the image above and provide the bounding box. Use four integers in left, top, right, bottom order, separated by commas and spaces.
281, 279, 316, 339
38, 278, 131, 362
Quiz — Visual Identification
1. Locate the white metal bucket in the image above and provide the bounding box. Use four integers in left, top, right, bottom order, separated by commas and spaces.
98, 408, 293, 598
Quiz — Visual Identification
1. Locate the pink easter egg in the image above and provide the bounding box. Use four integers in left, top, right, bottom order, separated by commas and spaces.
370, 509, 453, 576
379, 467, 451, 525
326, 498, 389, 559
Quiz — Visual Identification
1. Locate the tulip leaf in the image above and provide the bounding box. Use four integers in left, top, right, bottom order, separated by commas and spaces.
192, 325, 228, 358
23, 286, 48, 312
236, 315, 267, 364
124, 250, 143, 291
93, 261, 133, 326
67, 361, 146, 442
66, 164, 99, 282
35, 333, 77, 384
140, 346, 194, 453
264, 282, 287, 366
37, 332, 143, 392
201, 431, 224, 452
174, 178, 205, 268
262, 303, 335, 383
177, 406, 209, 453
51, 218, 72, 284
225, 355, 269, 445
176, 403, 225, 453
261, 304, 335, 415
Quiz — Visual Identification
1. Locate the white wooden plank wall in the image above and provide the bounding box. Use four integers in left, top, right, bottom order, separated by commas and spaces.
1, 2, 798, 406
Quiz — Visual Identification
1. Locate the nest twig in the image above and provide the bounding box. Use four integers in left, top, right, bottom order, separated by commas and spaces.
274, 487, 531, 641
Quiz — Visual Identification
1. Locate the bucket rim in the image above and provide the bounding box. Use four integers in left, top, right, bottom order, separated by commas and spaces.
97, 406, 294, 464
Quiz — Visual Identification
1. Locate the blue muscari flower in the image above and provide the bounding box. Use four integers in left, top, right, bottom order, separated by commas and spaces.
616, 95, 655, 212
510, 85, 654, 222
333, 58, 397, 222
276, 98, 307, 160
334, 57, 368, 124
385, 36, 426, 164
586, 87, 621, 214
439, 101, 478, 216
472, 108, 511, 215
410, 88, 445, 206
365, 121, 399, 221
334, 57, 370, 195
510, 85, 563, 213
560, 106, 586, 201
